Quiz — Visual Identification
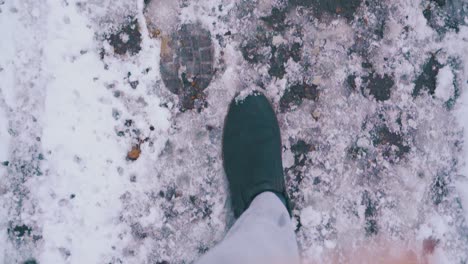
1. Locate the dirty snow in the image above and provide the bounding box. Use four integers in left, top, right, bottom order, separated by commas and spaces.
1, 0, 468, 263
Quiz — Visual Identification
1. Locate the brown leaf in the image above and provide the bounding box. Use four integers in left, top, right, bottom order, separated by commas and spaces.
150, 28, 161, 38
127, 145, 141, 161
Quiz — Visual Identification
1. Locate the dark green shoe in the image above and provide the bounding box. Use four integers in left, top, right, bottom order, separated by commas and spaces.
223, 91, 292, 218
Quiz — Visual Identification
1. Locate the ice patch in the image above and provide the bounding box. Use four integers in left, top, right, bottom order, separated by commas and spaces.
300, 206, 322, 227
435, 66, 454, 102
234, 88, 263, 104
144, 0, 180, 35
272, 35, 287, 46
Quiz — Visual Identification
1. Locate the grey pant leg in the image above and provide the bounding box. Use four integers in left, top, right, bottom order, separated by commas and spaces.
196, 192, 300, 264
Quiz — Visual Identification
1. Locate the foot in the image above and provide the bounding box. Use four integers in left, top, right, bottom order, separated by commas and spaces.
223, 91, 291, 218
159, 23, 214, 111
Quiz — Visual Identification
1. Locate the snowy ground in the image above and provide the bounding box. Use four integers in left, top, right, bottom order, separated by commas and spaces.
1, 0, 468, 263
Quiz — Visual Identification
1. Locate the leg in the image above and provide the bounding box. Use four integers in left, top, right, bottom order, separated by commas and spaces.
197, 91, 299, 263
196, 192, 300, 264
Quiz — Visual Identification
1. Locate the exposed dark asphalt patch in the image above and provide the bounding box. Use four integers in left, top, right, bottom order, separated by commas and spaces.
363, 72, 394, 102
280, 82, 318, 112
413, 54, 443, 97
289, 0, 362, 20
107, 17, 141, 56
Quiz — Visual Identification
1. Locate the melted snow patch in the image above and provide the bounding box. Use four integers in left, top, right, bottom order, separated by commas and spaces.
300, 206, 322, 227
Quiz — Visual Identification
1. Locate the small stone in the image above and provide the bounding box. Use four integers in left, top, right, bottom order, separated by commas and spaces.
1, 161, 9, 166
312, 111, 320, 121
112, 109, 121, 120
129, 80, 139, 89
313, 177, 321, 185
347, 74, 357, 90
130, 175, 137, 182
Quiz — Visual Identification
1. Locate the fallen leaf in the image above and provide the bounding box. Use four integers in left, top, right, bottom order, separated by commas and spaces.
127, 145, 141, 161
151, 28, 161, 38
